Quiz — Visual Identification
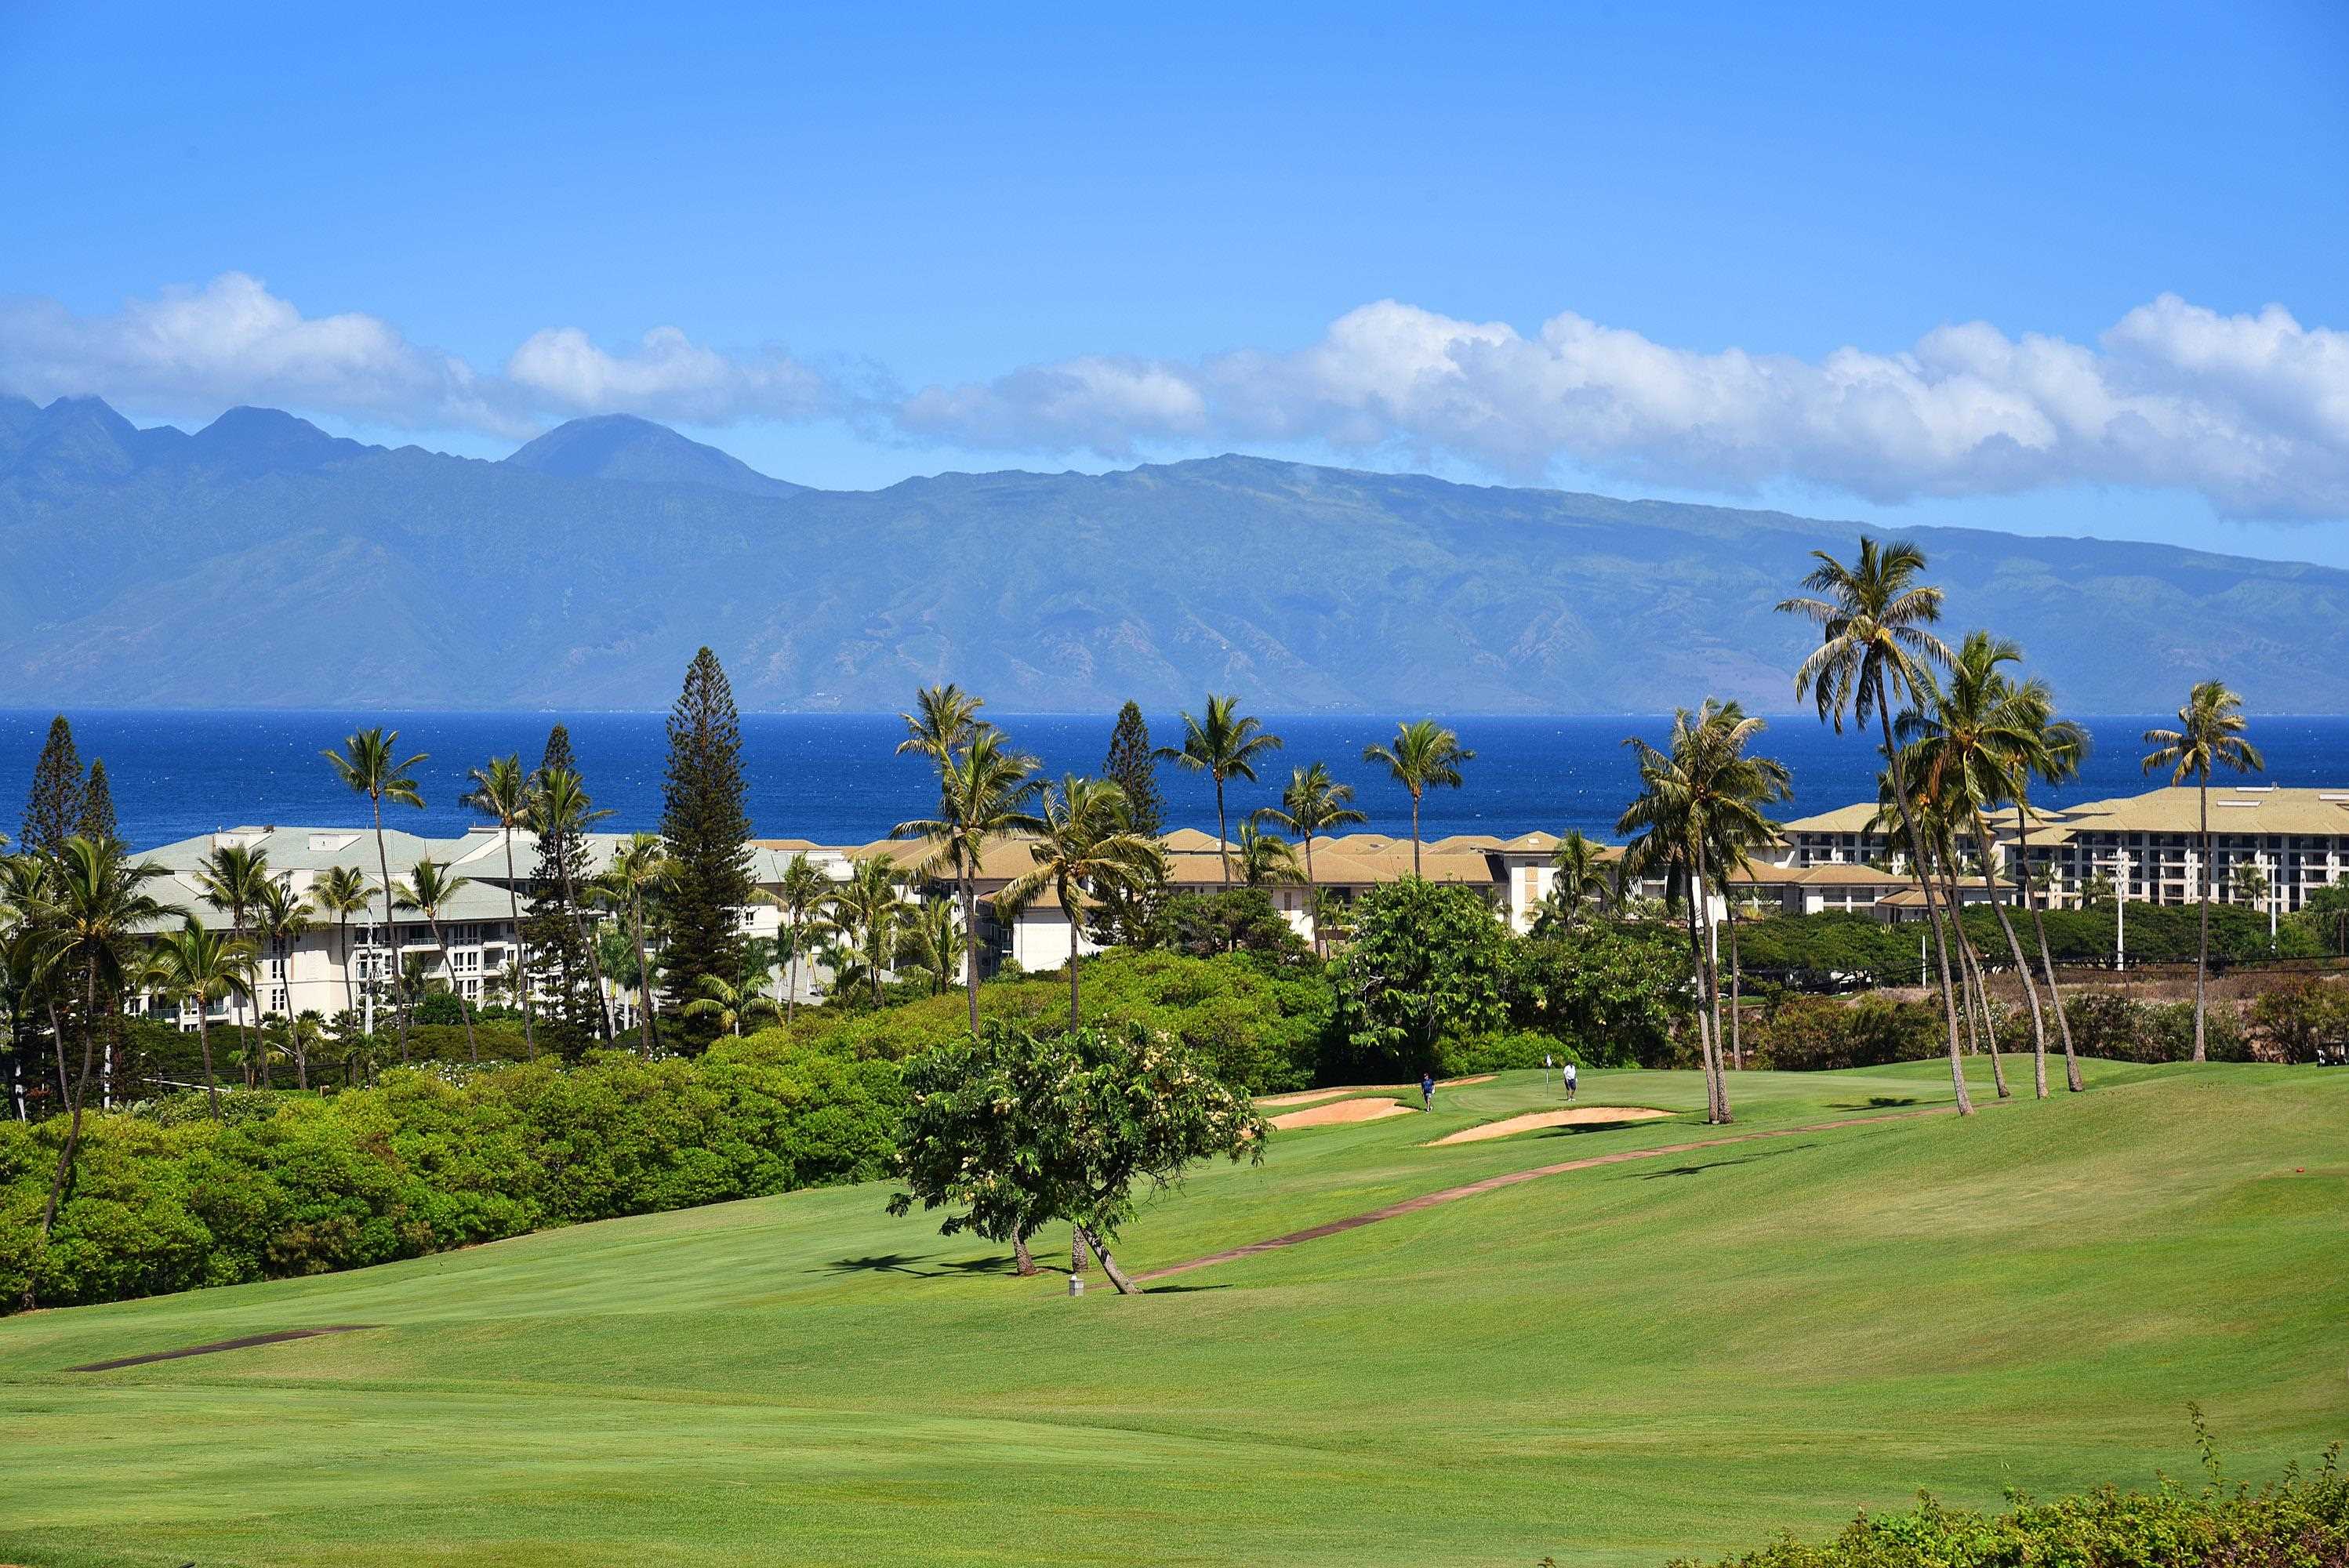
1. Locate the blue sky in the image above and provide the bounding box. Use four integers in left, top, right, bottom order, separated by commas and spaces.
4, 2, 2347, 558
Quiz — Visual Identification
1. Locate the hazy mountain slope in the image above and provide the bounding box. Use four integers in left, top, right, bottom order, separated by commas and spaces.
5, 397, 2347, 713
503, 414, 806, 496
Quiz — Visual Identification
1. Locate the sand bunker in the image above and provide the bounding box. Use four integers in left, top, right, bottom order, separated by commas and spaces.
1258, 1087, 1351, 1108
1427, 1107, 1673, 1145
1269, 1097, 1418, 1130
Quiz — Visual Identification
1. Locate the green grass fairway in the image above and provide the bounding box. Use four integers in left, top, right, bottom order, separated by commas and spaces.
2, 1061, 2344, 1566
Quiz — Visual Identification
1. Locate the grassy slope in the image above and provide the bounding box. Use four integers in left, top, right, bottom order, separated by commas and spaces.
0, 1060, 2342, 1568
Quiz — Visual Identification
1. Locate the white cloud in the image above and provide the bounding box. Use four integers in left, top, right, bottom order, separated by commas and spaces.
899, 296, 2349, 519
0, 273, 528, 436
0, 274, 836, 439
4, 274, 2344, 519
506, 325, 833, 424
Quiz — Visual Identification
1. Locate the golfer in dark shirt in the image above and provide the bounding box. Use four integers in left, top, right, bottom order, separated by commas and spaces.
1421, 1070, 1436, 1111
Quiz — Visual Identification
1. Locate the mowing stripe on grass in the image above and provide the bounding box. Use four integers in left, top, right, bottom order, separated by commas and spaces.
68, 1325, 379, 1372
1137, 1107, 1956, 1283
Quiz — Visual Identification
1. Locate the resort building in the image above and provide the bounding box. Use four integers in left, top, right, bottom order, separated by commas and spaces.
2011, 786, 2349, 914
129, 779, 2347, 1032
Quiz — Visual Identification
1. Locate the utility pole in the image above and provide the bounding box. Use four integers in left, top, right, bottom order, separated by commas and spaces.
2114, 848, 2128, 973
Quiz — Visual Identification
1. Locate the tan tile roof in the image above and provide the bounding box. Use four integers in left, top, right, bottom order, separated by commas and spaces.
2044, 786, 2349, 837
1777, 803, 1887, 834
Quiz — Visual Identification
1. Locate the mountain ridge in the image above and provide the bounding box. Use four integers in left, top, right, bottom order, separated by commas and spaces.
6, 397, 2347, 713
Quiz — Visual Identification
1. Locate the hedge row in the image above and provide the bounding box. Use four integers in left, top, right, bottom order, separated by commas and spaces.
1742, 989, 2275, 1071
0, 1038, 903, 1313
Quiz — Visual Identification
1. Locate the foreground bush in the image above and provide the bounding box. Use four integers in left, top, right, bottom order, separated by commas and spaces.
1665, 1441, 2347, 1568
0, 1038, 902, 1313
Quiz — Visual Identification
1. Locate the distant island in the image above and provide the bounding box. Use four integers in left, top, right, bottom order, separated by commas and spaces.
7, 393, 2348, 713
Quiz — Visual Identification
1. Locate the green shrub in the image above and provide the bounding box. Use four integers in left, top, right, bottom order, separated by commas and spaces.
1748, 995, 1942, 1072
1503, 923, 1688, 1067
2059, 992, 2252, 1062
768, 949, 1331, 1092
0, 1039, 904, 1315
1328, 880, 1509, 1076
1667, 1441, 2347, 1568
2249, 977, 2349, 1062
1437, 1030, 1577, 1077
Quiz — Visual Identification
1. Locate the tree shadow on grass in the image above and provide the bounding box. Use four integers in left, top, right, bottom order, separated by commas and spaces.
814, 1253, 1017, 1279
1625, 1143, 1818, 1179
1140, 1283, 1233, 1295
1827, 1096, 1920, 1109
1528, 1116, 1672, 1139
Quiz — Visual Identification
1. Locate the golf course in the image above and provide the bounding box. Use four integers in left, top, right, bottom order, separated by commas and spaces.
2, 1059, 2343, 1567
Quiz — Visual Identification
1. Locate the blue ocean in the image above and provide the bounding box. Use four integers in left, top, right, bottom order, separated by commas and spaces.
4, 709, 2347, 853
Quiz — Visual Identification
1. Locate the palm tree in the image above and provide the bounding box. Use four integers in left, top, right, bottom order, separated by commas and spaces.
1777, 539, 1970, 1115
1361, 720, 1473, 876
322, 728, 428, 1063
898, 684, 986, 767
462, 753, 537, 1060
2010, 702, 2093, 1092
311, 864, 374, 1025
1158, 695, 1283, 887
143, 919, 252, 1120
813, 939, 870, 1004
1548, 830, 1606, 921
528, 767, 618, 1044
1254, 763, 1366, 956
595, 832, 673, 1055
894, 895, 966, 997
757, 852, 831, 1022
24, 837, 179, 1290
1617, 702, 1787, 1123
192, 841, 270, 1082
999, 777, 1159, 1028
1233, 822, 1304, 889
396, 858, 477, 1063
681, 973, 778, 1036
2143, 682, 2264, 1062
895, 728, 1044, 1033
1897, 632, 2062, 1097
253, 874, 317, 1087
828, 855, 906, 1007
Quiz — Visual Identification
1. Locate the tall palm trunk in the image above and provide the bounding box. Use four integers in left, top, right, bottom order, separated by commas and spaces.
372, 800, 410, 1064
2015, 805, 2084, 1092
2193, 777, 2210, 1062
194, 1005, 220, 1120
32, 967, 101, 1294
1879, 700, 1971, 1114
1409, 791, 1423, 877
1974, 816, 2049, 1098
558, 861, 615, 1044
1955, 892, 2010, 1098
427, 916, 477, 1063
1214, 776, 1231, 889
785, 916, 801, 1025
962, 868, 982, 1035
503, 826, 535, 1060
630, 894, 655, 1056
1690, 837, 1729, 1123
1303, 833, 1321, 958
336, 909, 356, 1022
1726, 895, 1744, 1069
